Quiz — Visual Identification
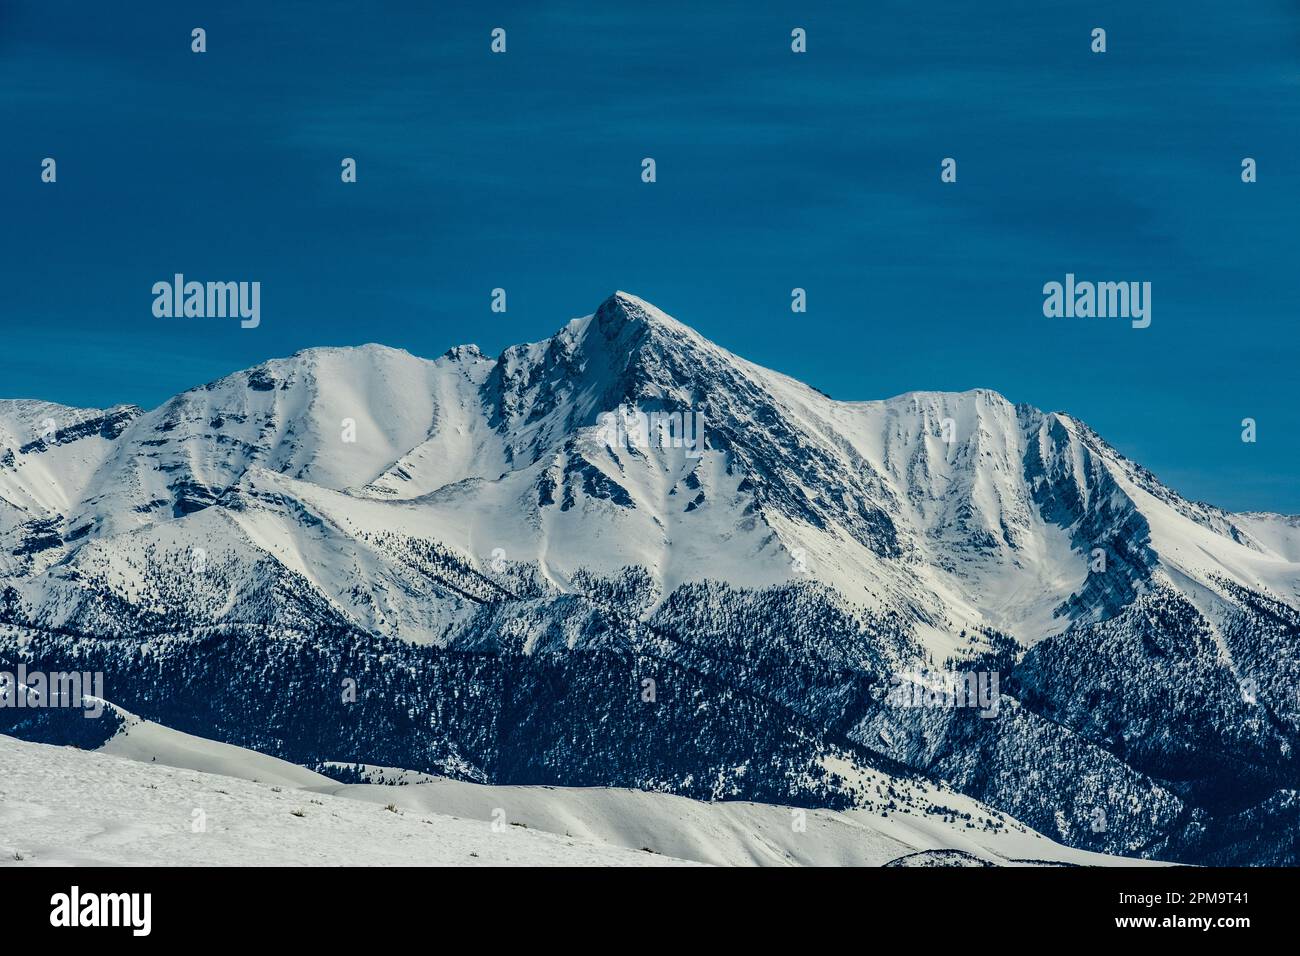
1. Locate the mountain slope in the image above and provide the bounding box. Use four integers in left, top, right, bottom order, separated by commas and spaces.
88, 715, 1158, 867
0, 734, 694, 867
2, 291, 1297, 864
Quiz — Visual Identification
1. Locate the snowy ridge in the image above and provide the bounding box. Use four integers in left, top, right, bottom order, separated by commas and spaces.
3, 292, 1295, 653
3, 292, 1298, 866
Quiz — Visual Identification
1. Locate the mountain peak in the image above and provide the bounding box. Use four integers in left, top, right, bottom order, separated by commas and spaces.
593, 291, 690, 338
280, 342, 422, 365
442, 343, 486, 362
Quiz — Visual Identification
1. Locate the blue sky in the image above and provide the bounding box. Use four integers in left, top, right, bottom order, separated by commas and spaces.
2, 1, 1297, 511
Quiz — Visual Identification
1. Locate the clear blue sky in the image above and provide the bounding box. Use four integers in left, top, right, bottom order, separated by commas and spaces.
2, 1, 1296, 512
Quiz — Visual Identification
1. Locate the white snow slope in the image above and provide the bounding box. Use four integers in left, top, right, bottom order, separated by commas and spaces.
0, 715, 1164, 868
3, 292, 1295, 659
0, 734, 694, 867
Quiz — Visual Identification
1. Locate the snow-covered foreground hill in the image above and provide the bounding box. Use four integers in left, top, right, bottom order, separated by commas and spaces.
324, 771, 1150, 867
1, 721, 1158, 867
2, 291, 1298, 865
0, 734, 693, 867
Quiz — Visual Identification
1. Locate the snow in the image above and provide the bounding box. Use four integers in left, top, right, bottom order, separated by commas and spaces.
327, 766, 1159, 868
0, 401, 136, 540
3, 292, 1291, 868
0, 734, 695, 867
3, 290, 1297, 659
38, 715, 1165, 868
1078, 417, 1300, 610
99, 709, 335, 790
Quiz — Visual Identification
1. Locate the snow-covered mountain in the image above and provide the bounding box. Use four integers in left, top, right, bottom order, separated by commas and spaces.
3, 292, 1298, 864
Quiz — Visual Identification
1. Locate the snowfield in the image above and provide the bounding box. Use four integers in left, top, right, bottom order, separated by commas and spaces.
0, 734, 694, 867
1, 718, 1165, 867
324, 773, 1153, 867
